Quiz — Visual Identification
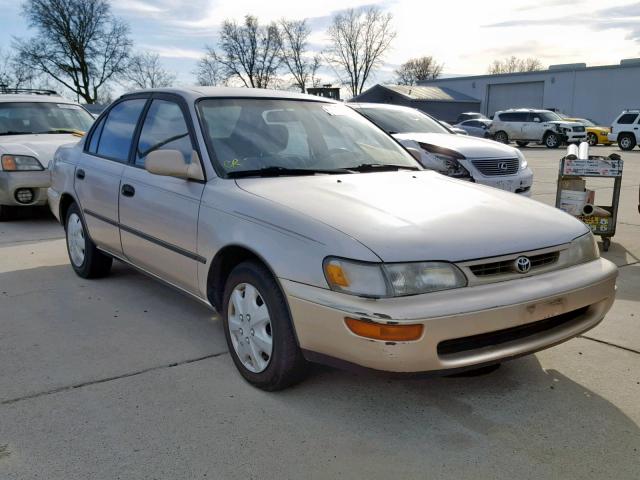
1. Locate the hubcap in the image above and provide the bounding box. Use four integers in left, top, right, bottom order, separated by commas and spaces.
227, 283, 273, 373
589, 134, 597, 146
547, 135, 557, 147
621, 137, 631, 149
67, 213, 86, 267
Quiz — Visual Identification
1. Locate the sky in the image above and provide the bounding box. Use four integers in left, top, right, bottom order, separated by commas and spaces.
1, 0, 640, 95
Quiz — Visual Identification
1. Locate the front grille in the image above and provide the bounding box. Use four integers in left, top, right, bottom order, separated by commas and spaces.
572, 126, 585, 132
471, 158, 519, 176
469, 251, 559, 277
437, 306, 589, 356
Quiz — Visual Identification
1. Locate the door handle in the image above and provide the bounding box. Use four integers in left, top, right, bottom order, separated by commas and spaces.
121, 184, 135, 197
76, 168, 85, 180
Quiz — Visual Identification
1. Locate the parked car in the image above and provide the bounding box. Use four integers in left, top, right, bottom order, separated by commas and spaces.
489, 109, 587, 148
607, 109, 640, 150
455, 112, 488, 124
48, 88, 617, 390
454, 118, 492, 138
349, 103, 533, 195
439, 120, 468, 135
0, 89, 94, 219
563, 117, 612, 146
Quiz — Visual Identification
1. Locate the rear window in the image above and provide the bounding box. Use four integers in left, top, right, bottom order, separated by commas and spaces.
617, 113, 639, 124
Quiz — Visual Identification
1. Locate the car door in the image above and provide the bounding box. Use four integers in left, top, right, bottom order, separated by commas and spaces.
464, 120, 484, 137
118, 94, 206, 294
523, 112, 545, 140
75, 97, 147, 254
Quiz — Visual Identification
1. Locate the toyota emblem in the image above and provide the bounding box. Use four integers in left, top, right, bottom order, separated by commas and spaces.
498, 161, 509, 171
514, 256, 531, 273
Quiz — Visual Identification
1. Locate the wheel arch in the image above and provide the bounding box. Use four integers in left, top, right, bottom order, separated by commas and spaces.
206, 244, 280, 312
59, 192, 77, 228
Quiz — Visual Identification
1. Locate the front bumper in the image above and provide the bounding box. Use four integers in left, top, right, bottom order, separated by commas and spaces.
470, 167, 534, 196
0, 170, 51, 207
283, 258, 617, 373
564, 132, 587, 142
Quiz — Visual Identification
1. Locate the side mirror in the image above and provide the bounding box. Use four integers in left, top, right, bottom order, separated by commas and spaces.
405, 147, 422, 161
145, 150, 204, 181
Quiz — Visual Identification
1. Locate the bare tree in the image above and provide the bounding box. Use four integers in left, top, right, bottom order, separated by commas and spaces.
123, 52, 176, 89
279, 19, 321, 93
326, 6, 396, 96
14, 0, 132, 103
195, 48, 226, 86
395, 56, 443, 85
213, 15, 282, 88
488, 56, 543, 74
0, 47, 39, 89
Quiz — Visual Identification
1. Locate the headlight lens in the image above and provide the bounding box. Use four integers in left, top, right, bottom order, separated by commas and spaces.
323, 257, 467, 298
516, 150, 528, 169
566, 232, 599, 266
1, 154, 44, 171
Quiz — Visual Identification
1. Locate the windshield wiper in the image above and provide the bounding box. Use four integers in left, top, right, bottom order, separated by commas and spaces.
35, 128, 84, 135
347, 163, 420, 172
227, 166, 352, 178
0, 131, 36, 136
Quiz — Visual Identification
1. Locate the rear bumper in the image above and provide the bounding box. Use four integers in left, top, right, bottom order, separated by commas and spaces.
0, 170, 50, 206
607, 133, 618, 143
283, 258, 617, 373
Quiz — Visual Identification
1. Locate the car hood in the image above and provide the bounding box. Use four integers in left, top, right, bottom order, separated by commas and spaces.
236, 171, 587, 263
393, 132, 517, 158
0, 133, 83, 168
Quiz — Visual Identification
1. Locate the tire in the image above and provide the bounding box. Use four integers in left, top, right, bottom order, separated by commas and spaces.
515, 141, 529, 147
587, 132, 598, 146
618, 133, 636, 151
65, 202, 112, 278
544, 132, 561, 149
0, 205, 11, 221
222, 260, 308, 390
494, 131, 509, 144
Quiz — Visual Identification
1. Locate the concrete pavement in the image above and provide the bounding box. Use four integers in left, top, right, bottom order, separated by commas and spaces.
0, 146, 638, 479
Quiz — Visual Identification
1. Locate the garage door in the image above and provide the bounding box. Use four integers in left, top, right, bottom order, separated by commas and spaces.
487, 82, 544, 116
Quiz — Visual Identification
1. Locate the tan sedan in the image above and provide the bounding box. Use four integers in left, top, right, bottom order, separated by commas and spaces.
48, 88, 617, 390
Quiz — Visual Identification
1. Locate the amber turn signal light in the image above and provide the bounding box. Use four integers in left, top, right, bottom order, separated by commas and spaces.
344, 317, 423, 341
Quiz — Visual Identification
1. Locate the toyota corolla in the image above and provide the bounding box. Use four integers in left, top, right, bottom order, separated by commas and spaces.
48, 88, 617, 390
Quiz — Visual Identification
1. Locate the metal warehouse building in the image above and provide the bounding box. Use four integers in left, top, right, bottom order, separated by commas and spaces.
417, 59, 640, 125
349, 84, 481, 123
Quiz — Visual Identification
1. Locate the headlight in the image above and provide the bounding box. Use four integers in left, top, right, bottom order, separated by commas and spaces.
323, 257, 467, 298
1, 154, 44, 171
566, 232, 599, 266
516, 149, 528, 169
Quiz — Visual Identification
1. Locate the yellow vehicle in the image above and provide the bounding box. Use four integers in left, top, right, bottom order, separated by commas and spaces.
564, 118, 612, 146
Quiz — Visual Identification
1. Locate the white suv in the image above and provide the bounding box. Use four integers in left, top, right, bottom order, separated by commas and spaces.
490, 109, 587, 148
607, 109, 640, 150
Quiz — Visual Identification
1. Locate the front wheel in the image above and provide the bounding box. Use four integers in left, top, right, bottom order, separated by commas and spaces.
65, 203, 112, 278
544, 132, 561, 148
587, 132, 598, 146
618, 133, 636, 151
222, 260, 308, 390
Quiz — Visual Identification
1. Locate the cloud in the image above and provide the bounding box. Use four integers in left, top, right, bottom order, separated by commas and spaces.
112, 0, 167, 14
138, 45, 204, 60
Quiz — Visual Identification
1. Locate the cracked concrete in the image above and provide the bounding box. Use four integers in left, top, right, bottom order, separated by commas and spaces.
0, 145, 639, 479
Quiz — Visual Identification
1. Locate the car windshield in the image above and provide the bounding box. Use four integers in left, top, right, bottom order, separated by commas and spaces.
0, 102, 94, 135
357, 107, 450, 135
576, 118, 595, 126
198, 99, 421, 176
539, 111, 562, 122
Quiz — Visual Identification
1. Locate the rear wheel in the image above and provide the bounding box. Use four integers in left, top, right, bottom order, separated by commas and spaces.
618, 133, 636, 151
65, 203, 112, 278
222, 260, 308, 390
544, 132, 561, 148
515, 141, 529, 147
494, 131, 509, 143
587, 132, 598, 146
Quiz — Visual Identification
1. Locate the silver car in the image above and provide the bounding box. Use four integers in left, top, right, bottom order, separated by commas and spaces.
454, 119, 493, 138
48, 88, 617, 390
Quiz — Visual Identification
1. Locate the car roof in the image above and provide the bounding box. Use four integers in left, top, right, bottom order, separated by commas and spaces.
497, 108, 550, 113
119, 87, 337, 103
0, 94, 76, 104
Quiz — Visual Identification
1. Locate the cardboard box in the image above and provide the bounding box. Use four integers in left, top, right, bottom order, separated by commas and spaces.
560, 178, 586, 191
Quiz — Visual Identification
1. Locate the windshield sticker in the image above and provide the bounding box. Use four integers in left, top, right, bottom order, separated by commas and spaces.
57, 104, 82, 110
224, 158, 242, 169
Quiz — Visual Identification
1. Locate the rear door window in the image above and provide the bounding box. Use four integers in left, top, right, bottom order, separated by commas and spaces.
96, 99, 147, 162
617, 113, 639, 124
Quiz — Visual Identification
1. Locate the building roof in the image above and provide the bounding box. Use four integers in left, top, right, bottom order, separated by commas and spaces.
354, 84, 480, 103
